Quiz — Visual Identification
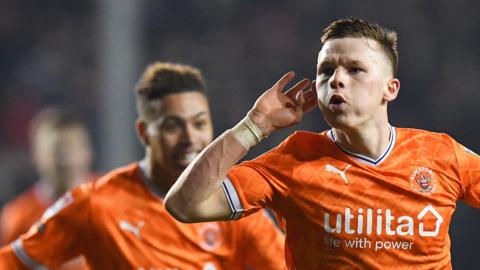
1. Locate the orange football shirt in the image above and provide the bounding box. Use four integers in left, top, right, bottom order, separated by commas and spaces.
0, 183, 52, 245
225, 126, 480, 269
0, 162, 285, 270
0, 181, 90, 270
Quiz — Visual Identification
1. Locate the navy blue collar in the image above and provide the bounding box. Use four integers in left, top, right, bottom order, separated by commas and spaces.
328, 125, 396, 166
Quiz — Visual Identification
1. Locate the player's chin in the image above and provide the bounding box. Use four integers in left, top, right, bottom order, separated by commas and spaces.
323, 114, 352, 129
172, 161, 189, 171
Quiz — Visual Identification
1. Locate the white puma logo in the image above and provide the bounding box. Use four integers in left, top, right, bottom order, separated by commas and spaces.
119, 220, 145, 239
325, 164, 351, 184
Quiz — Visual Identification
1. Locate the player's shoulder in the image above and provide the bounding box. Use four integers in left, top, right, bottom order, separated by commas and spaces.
0, 186, 43, 227
55, 163, 143, 216
88, 162, 142, 193
276, 130, 330, 153
248, 130, 332, 166
396, 127, 456, 146
393, 127, 464, 163
1, 187, 40, 211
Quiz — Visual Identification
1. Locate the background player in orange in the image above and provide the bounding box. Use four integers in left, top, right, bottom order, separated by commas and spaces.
165, 18, 480, 269
0, 62, 285, 270
0, 106, 94, 270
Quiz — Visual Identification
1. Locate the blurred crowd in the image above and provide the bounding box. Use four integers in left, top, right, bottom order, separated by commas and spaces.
0, 1, 96, 202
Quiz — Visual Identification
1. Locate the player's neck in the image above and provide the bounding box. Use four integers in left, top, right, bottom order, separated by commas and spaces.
144, 158, 177, 196
332, 120, 391, 160
41, 174, 72, 199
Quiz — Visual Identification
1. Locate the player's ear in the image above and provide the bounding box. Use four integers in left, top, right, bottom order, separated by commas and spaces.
136, 119, 149, 146
384, 78, 400, 102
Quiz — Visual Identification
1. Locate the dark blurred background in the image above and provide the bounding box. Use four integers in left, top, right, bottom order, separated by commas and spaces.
0, 0, 479, 268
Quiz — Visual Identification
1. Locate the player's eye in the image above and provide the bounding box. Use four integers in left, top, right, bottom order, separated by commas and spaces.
193, 120, 207, 130
162, 119, 182, 132
349, 67, 363, 74
317, 67, 334, 84
318, 67, 334, 77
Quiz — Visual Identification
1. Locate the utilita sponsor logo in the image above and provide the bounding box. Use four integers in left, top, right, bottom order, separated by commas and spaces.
324, 205, 443, 237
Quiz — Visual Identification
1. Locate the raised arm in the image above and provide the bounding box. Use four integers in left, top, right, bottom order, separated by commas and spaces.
164, 72, 317, 222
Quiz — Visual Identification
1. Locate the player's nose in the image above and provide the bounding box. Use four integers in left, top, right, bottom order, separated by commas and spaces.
178, 125, 196, 145
329, 69, 345, 89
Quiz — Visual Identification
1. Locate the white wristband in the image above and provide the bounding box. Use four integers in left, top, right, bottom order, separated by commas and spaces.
231, 116, 265, 149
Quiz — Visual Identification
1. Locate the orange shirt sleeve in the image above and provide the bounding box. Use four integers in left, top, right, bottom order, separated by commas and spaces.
236, 210, 286, 270
13, 184, 93, 269
226, 134, 301, 218
452, 139, 480, 207
0, 200, 27, 245
0, 189, 47, 245
226, 163, 275, 217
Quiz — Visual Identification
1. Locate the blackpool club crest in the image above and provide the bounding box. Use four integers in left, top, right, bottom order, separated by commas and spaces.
410, 167, 436, 194
198, 223, 222, 251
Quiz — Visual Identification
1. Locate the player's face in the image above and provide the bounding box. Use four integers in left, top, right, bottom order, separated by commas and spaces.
145, 91, 213, 175
316, 37, 398, 129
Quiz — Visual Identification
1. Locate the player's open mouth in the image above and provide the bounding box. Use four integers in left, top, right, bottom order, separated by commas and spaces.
176, 152, 198, 164
329, 95, 346, 105
329, 94, 346, 111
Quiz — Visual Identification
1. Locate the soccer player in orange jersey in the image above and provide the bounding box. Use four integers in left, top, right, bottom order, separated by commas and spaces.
165, 18, 480, 269
0, 62, 285, 270
0, 106, 94, 270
